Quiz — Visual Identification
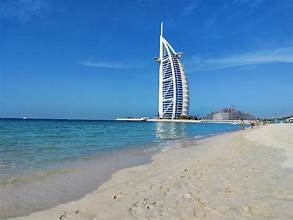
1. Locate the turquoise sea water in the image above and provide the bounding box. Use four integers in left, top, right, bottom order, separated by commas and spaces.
0, 119, 241, 219
0, 119, 240, 178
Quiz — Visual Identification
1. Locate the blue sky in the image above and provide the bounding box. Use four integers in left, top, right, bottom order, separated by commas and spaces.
0, 0, 293, 119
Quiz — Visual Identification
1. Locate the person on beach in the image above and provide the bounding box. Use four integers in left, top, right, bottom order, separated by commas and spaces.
240, 119, 245, 130
251, 120, 255, 129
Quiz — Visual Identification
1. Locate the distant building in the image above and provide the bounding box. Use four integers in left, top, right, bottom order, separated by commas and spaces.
271, 115, 293, 123
287, 117, 293, 123
205, 107, 255, 120
154, 23, 189, 119
212, 112, 230, 120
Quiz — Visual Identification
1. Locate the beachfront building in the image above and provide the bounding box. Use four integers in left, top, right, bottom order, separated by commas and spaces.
154, 23, 189, 119
212, 112, 230, 120
205, 107, 255, 120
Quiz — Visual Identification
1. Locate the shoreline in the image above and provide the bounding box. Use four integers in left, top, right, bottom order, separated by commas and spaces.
0, 122, 240, 220
8, 124, 293, 219
116, 118, 252, 125
0, 145, 156, 220
1, 128, 237, 220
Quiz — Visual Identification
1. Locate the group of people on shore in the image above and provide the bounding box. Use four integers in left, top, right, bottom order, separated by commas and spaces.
239, 119, 270, 130
250, 119, 270, 129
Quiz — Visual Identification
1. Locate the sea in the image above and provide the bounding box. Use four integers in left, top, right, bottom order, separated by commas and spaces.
0, 119, 241, 219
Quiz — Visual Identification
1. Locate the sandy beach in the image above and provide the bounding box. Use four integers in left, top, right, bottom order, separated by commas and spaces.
9, 124, 293, 220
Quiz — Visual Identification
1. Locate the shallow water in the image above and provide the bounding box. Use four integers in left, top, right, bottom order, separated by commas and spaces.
0, 119, 240, 219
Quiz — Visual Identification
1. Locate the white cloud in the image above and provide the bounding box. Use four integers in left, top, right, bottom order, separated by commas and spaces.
80, 60, 131, 69
183, 0, 201, 15
0, 0, 47, 22
187, 46, 293, 72
232, 0, 264, 7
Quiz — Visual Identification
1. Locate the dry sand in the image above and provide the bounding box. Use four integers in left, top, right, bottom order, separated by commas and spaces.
10, 124, 293, 220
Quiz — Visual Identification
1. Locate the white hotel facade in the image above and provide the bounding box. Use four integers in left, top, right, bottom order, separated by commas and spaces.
154, 23, 189, 119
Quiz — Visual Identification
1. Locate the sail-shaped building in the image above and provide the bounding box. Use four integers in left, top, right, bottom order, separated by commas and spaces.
154, 23, 189, 119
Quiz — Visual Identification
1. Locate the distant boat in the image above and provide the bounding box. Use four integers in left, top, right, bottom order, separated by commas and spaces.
116, 117, 148, 122
22, 117, 27, 120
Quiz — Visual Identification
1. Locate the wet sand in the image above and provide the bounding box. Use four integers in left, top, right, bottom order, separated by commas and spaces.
0, 147, 154, 220
9, 124, 293, 220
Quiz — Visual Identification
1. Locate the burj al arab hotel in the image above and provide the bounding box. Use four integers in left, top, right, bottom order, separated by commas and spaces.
154, 23, 189, 119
